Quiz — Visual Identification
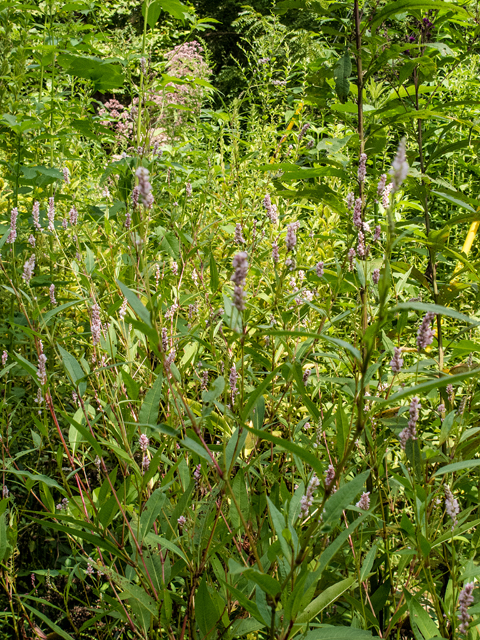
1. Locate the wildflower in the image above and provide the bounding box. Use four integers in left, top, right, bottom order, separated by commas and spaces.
272, 241, 279, 264
131, 186, 140, 210
229, 363, 238, 400
231, 252, 248, 286
201, 370, 208, 390
139, 433, 149, 452
298, 123, 310, 142
372, 268, 380, 285
348, 248, 356, 271
286, 223, 297, 251
142, 454, 150, 473
356, 492, 370, 510
325, 465, 335, 489
140, 56, 146, 74
22, 255, 36, 285
28, 235, 35, 247
457, 396, 467, 416
458, 583, 475, 634
194, 463, 201, 483
447, 383, 454, 403
358, 153, 367, 182
357, 231, 366, 258
300, 474, 320, 517
1, 351, 7, 367
2, 486, 8, 498
161, 327, 168, 352
32, 201, 41, 231
178, 515, 186, 526
263, 194, 278, 224
86, 560, 94, 576
47, 197, 55, 232
373, 225, 381, 242
377, 173, 387, 197
382, 183, 393, 208
303, 369, 311, 384
234, 223, 245, 244
416, 311, 436, 351
69, 206, 78, 226
63, 167, 70, 184
172, 261, 178, 276
437, 403, 445, 419
48, 284, 56, 306
399, 396, 420, 449
353, 198, 362, 228
136, 167, 154, 208
390, 138, 409, 192
185, 182, 192, 198
119, 298, 128, 320
346, 192, 355, 210
390, 347, 404, 374
233, 285, 246, 311
35, 388, 44, 408
37, 353, 47, 386
316, 261, 324, 277
125, 212, 132, 229
445, 485, 460, 529
90, 303, 101, 346
7, 207, 18, 243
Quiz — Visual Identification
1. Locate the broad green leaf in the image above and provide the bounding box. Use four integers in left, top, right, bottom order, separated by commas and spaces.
334, 50, 351, 103
143, 0, 188, 28
145, 533, 188, 563
22, 603, 75, 640
322, 470, 370, 526
41, 299, 85, 327
390, 301, 477, 325
433, 459, 480, 477
370, 1, 468, 32
360, 544, 378, 582
243, 570, 281, 596
0, 514, 7, 562
139, 374, 163, 426
295, 576, 356, 624
304, 627, 373, 640
57, 344, 87, 397
117, 280, 152, 327
196, 576, 222, 637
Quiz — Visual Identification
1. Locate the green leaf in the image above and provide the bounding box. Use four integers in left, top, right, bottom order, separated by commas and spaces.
318, 513, 369, 576
143, 0, 188, 28
210, 252, 219, 293
22, 603, 75, 640
390, 302, 477, 326
41, 299, 85, 327
139, 374, 163, 426
140, 489, 166, 539
243, 425, 324, 478
333, 50, 352, 103
369, 0, 468, 32
433, 459, 480, 477
267, 497, 291, 560
360, 544, 378, 582
196, 576, 222, 638
304, 629, 373, 640
244, 570, 282, 596
156, 227, 180, 259
0, 513, 7, 562
145, 533, 188, 563
7, 469, 62, 491
374, 369, 480, 406
296, 576, 356, 624
322, 470, 370, 527
241, 369, 279, 422
116, 280, 152, 327
57, 345, 87, 397
32, 518, 121, 557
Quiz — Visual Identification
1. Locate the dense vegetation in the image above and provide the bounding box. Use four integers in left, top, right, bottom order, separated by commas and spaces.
2, 0, 480, 638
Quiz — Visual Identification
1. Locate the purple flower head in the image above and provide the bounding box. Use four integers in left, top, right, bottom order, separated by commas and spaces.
22, 255, 36, 285
390, 138, 409, 192
316, 261, 324, 277
353, 198, 362, 228
234, 223, 245, 244
298, 123, 310, 143
90, 303, 102, 346
325, 464, 335, 488
7, 207, 18, 244
416, 311, 436, 351
399, 396, 420, 449
346, 192, 355, 210
372, 268, 380, 285
286, 223, 297, 252
377, 174, 387, 196
69, 206, 78, 226
445, 484, 460, 529
373, 225, 381, 242
139, 433, 149, 452
272, 241, 279, 264
231, 252, 248, 286
135, 167, 154, 208
390, 347, 404, 374
348, 248, 356, 271
356, 492, 370, 511
300, 474, 320, 517
229, 363, 238, 400
49, 284, 56, 305
357, 231, 366, 258
33, 201, 41, 231
37, 353, 47, 386
48, 197, 55, 232
358, 153, 367, 182
458, 583, 475, 634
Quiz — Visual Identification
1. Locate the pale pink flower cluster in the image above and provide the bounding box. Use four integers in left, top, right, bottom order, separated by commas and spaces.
300, 474, 320, 517
7, 207, 18, 243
